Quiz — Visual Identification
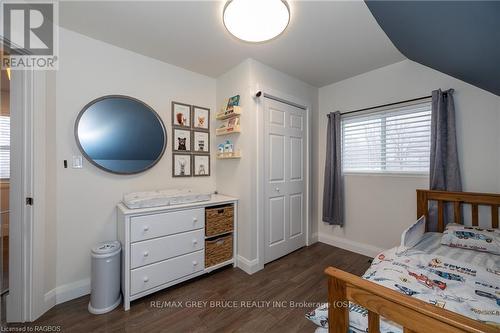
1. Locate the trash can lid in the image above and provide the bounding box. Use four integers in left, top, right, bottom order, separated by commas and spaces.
91, 241, 121, 256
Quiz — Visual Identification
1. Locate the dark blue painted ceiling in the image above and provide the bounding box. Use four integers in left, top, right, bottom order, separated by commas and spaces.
365, 1, 500, 96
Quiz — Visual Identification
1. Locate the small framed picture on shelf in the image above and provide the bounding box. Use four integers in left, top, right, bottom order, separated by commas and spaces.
173, 128, 192, 152
227, 116, 239, 128
192, 106, 210, 131
172, 101, 191, 128
218, 116, 239, 130
193, 154, 210, 177
193, 131, 210, 153
226, 95, 240, 111
172, 153, 192, 177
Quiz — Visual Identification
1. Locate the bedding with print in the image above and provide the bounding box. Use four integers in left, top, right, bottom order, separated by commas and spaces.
306, 247, 500, 332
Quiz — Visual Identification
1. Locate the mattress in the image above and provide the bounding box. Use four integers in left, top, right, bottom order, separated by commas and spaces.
122, 189, 212, 209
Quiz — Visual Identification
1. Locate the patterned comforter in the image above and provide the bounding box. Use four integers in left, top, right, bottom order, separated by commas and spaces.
307, 247, 500, 332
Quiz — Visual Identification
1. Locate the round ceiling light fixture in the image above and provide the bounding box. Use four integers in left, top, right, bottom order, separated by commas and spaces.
223, 0, 290, 43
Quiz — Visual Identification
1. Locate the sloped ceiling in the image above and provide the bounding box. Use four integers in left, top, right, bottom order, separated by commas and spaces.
58, 1, 404, 87
366, 1, 500, 96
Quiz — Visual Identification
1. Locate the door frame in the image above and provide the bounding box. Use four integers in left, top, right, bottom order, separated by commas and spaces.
7, 66, 47, 322
255, 85, 312, 270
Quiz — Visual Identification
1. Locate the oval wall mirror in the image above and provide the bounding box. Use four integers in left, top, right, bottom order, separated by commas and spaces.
75, 95, 167, 175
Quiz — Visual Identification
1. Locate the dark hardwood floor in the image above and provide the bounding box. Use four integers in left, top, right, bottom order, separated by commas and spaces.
7, 243, 370, 333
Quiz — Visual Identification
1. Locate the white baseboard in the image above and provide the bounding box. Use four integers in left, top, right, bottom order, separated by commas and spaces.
45, 257, 260, 307
237, 255, 261, 275
45, 278, 91, 306
318, 233, 383, 258
309, 233, 319, 244
43, 288, 56, 313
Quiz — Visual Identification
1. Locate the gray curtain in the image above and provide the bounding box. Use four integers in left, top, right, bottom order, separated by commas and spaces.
322, 111, 343, 226
429, 89, 462, 230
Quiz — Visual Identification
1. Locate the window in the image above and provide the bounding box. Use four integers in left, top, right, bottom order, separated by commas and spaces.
342, 101, 431, 174
0, 115, 10, 179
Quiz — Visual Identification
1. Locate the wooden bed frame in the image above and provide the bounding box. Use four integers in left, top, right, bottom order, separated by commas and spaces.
325, 189, 500, 333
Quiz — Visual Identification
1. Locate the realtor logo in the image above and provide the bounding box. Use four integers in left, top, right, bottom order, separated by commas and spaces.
1, 1, 58, 70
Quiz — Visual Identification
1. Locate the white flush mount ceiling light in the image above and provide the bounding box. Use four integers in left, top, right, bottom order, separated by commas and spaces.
223, 0, 290, 43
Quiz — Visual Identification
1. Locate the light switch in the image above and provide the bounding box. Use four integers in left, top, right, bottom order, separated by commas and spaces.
72, 155, 83, 169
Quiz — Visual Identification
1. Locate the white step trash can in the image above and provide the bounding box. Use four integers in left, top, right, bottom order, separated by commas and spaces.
88, 241, 122, 314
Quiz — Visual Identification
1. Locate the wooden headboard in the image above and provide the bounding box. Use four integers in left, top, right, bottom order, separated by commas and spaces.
416, 189, 500, 232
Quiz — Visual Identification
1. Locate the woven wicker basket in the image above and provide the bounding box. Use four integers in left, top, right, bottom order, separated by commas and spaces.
205, 205, 234, 237
205, 234, 233, 268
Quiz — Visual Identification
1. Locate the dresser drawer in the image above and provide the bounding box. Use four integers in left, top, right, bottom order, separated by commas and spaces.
130, 208, 204, 242
130, 250, 204, 295
130, 229, 204, 269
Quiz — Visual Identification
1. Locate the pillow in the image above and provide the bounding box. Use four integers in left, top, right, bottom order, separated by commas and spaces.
441, 223, 500, 255
396, 216, 426, 254
305, 303, 328, 328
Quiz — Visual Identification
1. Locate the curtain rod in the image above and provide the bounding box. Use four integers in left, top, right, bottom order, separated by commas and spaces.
337, 95, 432, 117
255, 91, 307, 110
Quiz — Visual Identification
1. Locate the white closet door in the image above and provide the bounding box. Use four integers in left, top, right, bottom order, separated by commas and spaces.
264, 98, 306, 264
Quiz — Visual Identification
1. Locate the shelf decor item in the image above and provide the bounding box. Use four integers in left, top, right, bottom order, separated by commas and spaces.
173, 128, 192, 152
172, 101, 191, 128
226, 95, 240, 111
193, 106, 210, 131
172, 153, 192, 177
193, 154, 210, 177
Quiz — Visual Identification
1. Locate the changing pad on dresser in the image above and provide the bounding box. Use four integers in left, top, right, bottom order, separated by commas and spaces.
123, 189, 212, 209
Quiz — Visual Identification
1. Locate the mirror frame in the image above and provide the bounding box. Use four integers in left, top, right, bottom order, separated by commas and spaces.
74, 95, 167, 175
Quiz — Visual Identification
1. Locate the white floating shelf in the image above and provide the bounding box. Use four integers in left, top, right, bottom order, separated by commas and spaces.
216, 125, 241, 136
217, 152, 241, 159
216, 106, 242, 120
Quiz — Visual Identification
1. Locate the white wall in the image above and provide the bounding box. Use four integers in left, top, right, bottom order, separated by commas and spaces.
53, 28, 217, 302
215, 59, 255, 269
317, 59, 500, 256
215, 59, 318, 273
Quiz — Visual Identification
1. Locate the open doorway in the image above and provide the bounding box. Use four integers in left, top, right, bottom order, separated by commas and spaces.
0, 52, 10, 322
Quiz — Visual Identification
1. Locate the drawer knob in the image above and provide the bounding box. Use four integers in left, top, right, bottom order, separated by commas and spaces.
192, 239, 198, 245
192, 261, 198, 266
143, 276, 149, 283
193, 217, 198, 223
143, 251, 149, 257
143, 226, 149, 232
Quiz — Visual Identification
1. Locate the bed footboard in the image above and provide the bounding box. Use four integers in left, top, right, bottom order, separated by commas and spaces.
325, 267, 497, 333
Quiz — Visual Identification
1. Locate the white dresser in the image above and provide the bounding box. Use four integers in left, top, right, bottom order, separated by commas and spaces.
117, 194, 238, 310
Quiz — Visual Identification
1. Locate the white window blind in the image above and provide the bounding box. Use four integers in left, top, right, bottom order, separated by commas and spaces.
0, 116, 10, 179
342, 101, 431, 174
